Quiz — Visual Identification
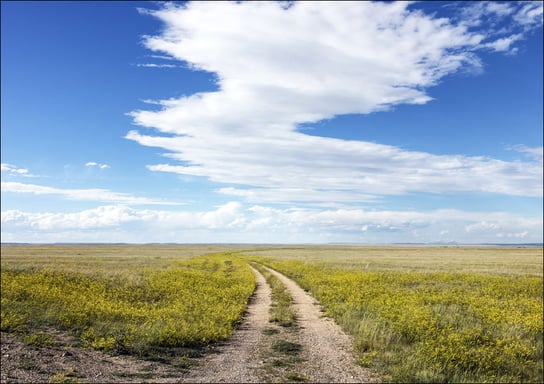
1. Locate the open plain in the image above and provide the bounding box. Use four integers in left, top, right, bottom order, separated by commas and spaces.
1, 244, 542, 383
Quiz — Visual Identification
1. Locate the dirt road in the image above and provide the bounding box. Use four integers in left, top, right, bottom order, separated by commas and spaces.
183, 266, 378, 383
264, 267, 378, 383
180, 266, 272, 382
1, 265, 378, 383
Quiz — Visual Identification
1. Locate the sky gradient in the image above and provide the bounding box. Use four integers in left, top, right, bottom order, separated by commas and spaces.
1, 1, 543, 244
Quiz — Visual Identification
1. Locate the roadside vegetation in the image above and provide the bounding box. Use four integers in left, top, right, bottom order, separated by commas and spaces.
252, 263, 297, 328
266, 259, 543, 383
1, 253, 255, 359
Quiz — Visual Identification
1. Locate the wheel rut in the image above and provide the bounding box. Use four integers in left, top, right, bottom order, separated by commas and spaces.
264, 266, 379, 383
180, 266, 272, 383
183, 264, 378, 383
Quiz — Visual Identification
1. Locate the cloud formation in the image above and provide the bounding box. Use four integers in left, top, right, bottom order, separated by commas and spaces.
1, 181, 182, 206
85, 162, 110, 169
126, 1, 543, 205
134, 63, 179, 68
1, 163, 33, 177
2, 203, 541, 244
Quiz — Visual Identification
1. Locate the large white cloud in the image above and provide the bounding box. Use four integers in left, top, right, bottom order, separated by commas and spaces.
127, 129, 542, 200
126, 1, 543, 204
2, 203, 542, 244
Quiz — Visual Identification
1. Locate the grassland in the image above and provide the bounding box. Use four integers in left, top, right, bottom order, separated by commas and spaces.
247, 246, 543, 383
246, 245, 543, 275
1, 244, 542, 383
0, 244, 248, 274
1, 246, 255, 359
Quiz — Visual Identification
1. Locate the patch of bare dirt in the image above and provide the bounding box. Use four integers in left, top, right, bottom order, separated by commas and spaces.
0, 330, 187, 383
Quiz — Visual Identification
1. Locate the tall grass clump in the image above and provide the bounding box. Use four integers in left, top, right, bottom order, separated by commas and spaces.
1, 254, 255, 357
266, 260, 543, 383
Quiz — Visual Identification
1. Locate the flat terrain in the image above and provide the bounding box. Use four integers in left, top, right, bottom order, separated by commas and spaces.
2, 244, 542, 275
246, 244, 543, 275
1, 244, 542, 383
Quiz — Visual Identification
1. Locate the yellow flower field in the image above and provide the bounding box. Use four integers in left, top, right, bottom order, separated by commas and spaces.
2, 245, 542, 382
265, 259, 543, 382
1, 253, 255, 356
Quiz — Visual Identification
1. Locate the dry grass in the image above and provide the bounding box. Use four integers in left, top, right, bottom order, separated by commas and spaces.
3, 244, 540, 277
2, 243, 542, 383
0, 245, 247, 275
248, 245, 542, 382
246, 245, 543, 276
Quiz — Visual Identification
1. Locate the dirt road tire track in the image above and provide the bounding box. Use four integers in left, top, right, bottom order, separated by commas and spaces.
180, 266, 272, 383
264, 266, 379, 383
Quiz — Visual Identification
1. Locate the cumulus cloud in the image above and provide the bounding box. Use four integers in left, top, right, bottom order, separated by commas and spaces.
126, 1, 543, 205
1, 205, 140, 230
1, 181, 182, 206
2, 203, 542, 244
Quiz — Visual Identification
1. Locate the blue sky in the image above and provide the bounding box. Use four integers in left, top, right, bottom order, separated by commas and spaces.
1, 1, 543, 244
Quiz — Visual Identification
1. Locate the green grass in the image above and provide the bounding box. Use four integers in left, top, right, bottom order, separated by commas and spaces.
272, 339, 302, 355
48, 370, 79, 383
24, 331, 57, 348
286, 372, 307, 382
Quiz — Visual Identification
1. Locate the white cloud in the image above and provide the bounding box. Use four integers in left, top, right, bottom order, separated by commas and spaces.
217, 187, 379, 205
126, 1, 543, 204
2, 203, 542, 244
459, 2, 515, 27
1, 163, 33, 177
1, 205, 140, 230
514, 2, 544, 27
1, 181, 182, 206
135, 63, 178, 68
130, 130, 542, 200
484, 33, 523, 52
508, 145, 544, 162
458, 2, 542, 53
0, 202, 246, 232
149, 54, 176, 61
85, 162, 110, 169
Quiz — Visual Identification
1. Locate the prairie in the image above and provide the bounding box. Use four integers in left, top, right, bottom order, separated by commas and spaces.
1, 244, 542, 383
245, 244, 543, 275
245, 245, 543, 382
1, 246, 255, 358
